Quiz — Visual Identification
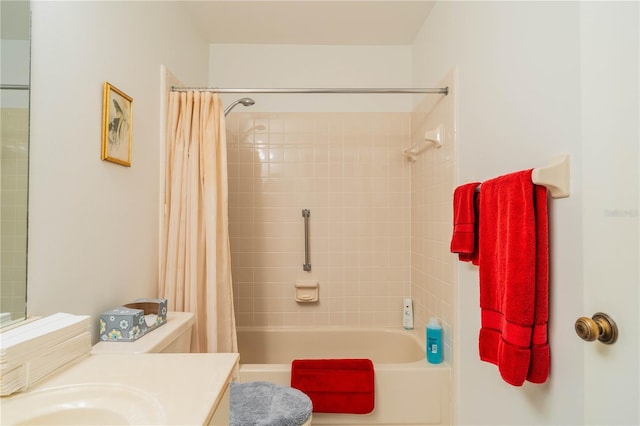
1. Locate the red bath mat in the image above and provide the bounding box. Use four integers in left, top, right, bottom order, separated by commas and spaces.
291, 358, 375, 414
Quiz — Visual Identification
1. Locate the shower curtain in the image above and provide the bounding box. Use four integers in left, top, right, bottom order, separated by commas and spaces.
159, 90, 237, 354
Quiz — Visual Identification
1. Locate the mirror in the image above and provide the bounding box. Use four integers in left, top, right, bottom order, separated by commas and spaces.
1, 1, 30, 327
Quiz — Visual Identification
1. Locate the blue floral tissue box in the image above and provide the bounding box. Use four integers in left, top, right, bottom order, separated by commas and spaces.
99, 298, 168, 342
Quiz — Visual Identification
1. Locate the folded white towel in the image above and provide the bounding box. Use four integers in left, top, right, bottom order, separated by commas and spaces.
0, 313, 92, 396
1, 313, 90, 363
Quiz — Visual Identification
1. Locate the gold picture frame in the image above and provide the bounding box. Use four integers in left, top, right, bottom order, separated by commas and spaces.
101, 82, 133, 166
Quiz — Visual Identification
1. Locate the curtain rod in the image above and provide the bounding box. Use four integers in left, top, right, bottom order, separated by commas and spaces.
0, 84, 29, 91
171, 86, 448, 95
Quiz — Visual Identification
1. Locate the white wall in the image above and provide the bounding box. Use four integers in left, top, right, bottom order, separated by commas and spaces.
209, 44, 413, 112
413, 2, 585, 424
28, 1, 209, 342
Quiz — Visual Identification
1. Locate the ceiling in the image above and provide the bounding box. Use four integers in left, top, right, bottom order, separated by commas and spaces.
183, 1, 436, 45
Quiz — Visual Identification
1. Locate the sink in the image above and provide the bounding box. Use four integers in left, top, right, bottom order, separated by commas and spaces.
0, 353, 238, 425
1, 383, 166, 425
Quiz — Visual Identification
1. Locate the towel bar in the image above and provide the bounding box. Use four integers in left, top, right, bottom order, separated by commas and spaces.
531, 154, 570, 198
473, 154, 571, 199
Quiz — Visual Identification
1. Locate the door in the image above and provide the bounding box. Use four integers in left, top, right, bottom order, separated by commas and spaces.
580, 3, 639, 424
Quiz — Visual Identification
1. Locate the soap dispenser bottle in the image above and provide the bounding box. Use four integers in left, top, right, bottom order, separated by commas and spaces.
426, 317, 443, 364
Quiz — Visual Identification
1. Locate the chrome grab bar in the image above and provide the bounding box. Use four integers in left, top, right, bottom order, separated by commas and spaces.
302, 209, 311, 271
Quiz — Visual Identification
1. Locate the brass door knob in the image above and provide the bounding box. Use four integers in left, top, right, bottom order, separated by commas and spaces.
575, 312, 618, 344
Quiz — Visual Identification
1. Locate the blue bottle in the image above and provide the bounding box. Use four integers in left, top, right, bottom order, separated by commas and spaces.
426, 317, 443, 364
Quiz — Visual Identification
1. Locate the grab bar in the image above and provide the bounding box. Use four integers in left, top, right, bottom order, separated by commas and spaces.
302, 209, 311, 271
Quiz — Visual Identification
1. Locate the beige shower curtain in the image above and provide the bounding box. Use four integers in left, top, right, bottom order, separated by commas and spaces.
159, 90, 237, 354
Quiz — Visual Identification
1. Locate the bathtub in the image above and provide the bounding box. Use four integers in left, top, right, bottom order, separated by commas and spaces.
237, 328, 451, 425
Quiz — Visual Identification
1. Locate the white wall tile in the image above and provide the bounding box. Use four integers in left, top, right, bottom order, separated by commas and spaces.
228, 112, 412, 327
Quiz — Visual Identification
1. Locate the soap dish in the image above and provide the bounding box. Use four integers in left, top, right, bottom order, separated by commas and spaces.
295, 281, 319, 303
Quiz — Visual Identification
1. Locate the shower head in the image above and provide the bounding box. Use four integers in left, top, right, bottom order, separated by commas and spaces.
224, 97, 255, 116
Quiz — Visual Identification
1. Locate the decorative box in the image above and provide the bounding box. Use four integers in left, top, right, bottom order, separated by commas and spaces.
99, 298, 168, 342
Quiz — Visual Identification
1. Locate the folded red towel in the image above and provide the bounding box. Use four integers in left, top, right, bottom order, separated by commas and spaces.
450, 182, 481, 263
291, 359, 374, 414
477, 170, 549, 386
527, 183, 550, 383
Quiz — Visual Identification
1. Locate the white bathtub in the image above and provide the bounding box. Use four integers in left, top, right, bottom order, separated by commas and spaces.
237, 328, 451, 425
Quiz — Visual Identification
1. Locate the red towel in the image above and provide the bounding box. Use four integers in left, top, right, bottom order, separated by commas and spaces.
291, 359, 374, 414
450, 182, 481, 263
477, 170, 549, 386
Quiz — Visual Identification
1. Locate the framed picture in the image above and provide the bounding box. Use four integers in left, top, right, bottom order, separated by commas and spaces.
101, 82, 133, 166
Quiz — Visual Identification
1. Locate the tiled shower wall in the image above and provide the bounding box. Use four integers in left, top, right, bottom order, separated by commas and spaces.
226, 113, 412, 328
226, 101, 456, 355
410, 71, 457, 361
1, 108, 29, 320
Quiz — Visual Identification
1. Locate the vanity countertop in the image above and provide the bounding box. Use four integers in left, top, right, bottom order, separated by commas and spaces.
1, 352, 239, 425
